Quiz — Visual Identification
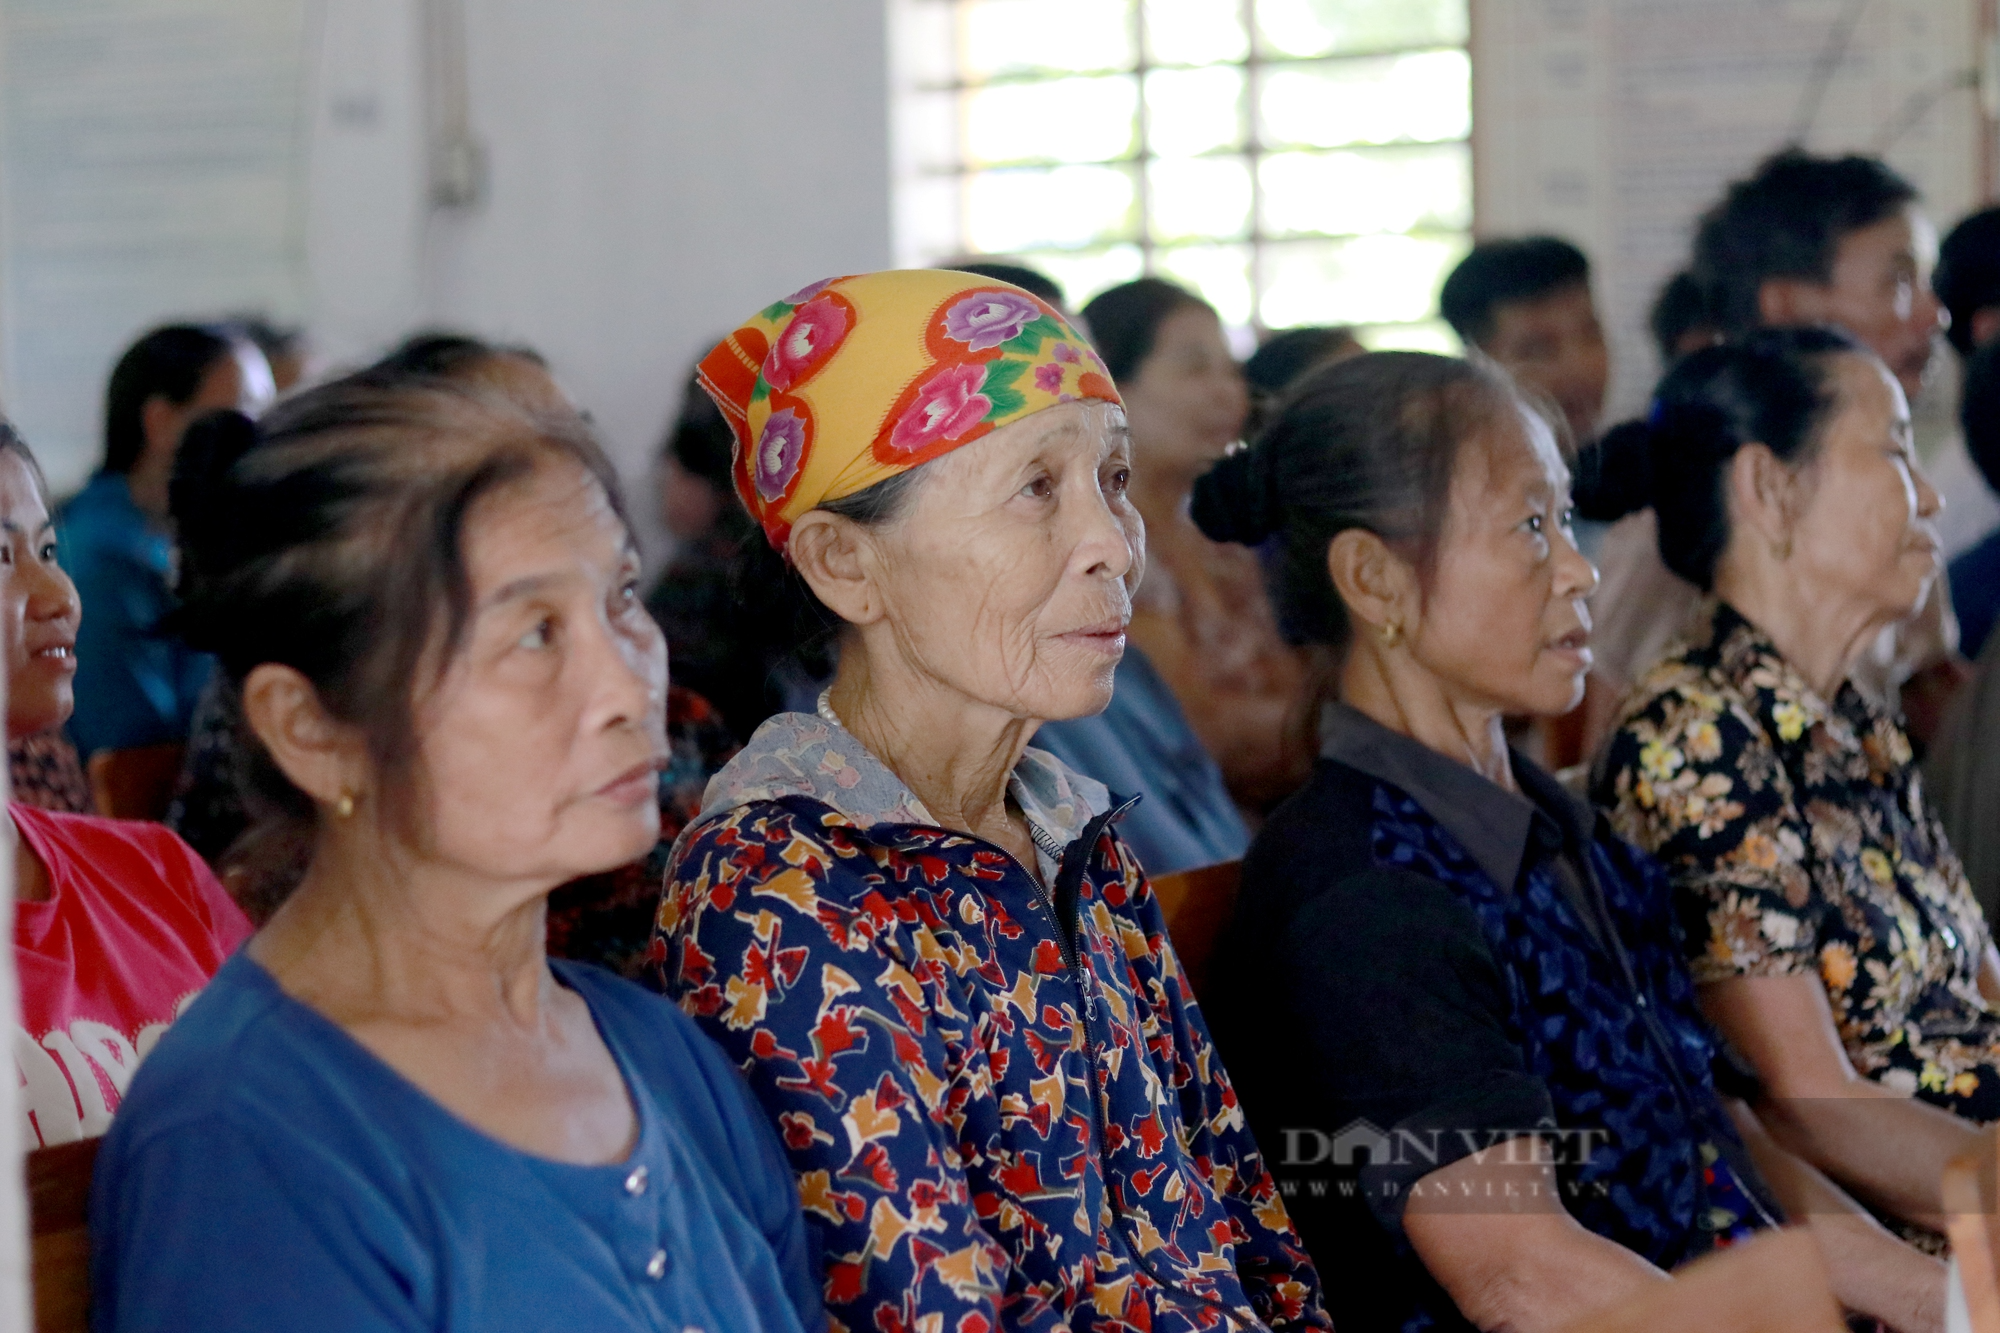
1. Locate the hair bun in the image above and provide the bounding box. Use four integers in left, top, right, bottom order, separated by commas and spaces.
1572, 418, 1657, 523
170, 409, 262, 593
1190, 443, 1281, 546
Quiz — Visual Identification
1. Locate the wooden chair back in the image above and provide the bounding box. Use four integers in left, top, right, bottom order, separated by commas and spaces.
1556, 1226, 1844, 1333
1148, 859, 1242, 999
1946, 1125, 2000, 1333
85, 743, 185, 822
27, 1138, 98, 1333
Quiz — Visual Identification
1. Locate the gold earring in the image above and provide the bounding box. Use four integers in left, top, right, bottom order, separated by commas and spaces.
334, 792, 355, 819
1379, 620, 1403, 649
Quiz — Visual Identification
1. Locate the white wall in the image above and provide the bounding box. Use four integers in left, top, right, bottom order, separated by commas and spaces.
311, 0, 894, 562
1472, 0, 1991, 426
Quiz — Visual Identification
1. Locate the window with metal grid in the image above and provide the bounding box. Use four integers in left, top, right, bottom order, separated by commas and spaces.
894, 0, 1473, 348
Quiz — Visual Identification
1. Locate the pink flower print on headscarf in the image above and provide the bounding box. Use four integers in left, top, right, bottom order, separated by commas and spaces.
763, 295, 850, 393
943, 290, 1041, 352
754, 408, 808, 502
1034, 362, 1065, 395
1052, 341, 1081, 364
888, 363, 991, 455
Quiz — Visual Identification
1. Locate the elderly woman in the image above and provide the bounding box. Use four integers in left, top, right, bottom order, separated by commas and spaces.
89, 378, 822, 1332
660, 270, 1327, 1333
1596, 327, 1997, 1242
1196, 351, 1943, 1333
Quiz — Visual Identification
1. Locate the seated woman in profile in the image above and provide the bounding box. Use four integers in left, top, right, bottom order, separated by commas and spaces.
90, 379, 822, 1333
1195, 352, 1943, 1333
0, 420, 251, 1149
659, 270, 1328, 1333
1596, 328, 2000, 1245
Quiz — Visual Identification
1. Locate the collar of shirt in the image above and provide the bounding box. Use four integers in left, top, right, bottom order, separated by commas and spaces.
689, 696, 1116, 884
1704, 600, 1907, 775
1317, 700, 1596, 898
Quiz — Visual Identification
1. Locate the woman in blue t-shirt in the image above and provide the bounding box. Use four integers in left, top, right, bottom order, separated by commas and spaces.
88, 372, 824, 1333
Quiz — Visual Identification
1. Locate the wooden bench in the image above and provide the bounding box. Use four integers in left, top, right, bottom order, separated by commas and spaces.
1149, 859, 1241, 999
27, 1137, 98, 1333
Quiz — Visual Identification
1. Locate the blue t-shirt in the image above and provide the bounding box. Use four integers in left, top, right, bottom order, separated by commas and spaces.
1033, 646, 1249, 876
90, 952, 826, 1333
57, 472, 213, 757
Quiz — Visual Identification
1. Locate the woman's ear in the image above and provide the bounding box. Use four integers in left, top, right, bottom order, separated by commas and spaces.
1726, 443, 1800, 552
788, 511, 885, 626
1327, 528, 1418, 640
240, 663, 366, 808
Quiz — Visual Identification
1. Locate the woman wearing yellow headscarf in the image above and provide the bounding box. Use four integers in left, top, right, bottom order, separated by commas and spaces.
659, 270, 1329, 1333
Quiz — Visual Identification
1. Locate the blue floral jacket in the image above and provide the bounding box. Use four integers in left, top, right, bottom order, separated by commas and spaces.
658, 710, 1327, 1333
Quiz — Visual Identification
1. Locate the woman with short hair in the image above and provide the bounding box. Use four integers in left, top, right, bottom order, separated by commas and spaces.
89, 376, 822, 1333
1197, 350, 1942, 1333
1595, 326, 1997, 1242
60, 323, 275, 758
660, 269, 1327, 1333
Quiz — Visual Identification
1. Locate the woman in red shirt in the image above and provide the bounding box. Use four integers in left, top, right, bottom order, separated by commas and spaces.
3, 421, 251, 1147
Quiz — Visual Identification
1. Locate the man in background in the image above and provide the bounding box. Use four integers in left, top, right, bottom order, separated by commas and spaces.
1926, 206, 2000, 561
1441, 235, 1611, 446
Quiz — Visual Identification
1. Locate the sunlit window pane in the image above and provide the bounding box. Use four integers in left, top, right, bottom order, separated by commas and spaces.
1258, 233, 1469, 328
1260, 144, 1469, 237
1149, 156, 1252, 241
1155, 244, 1254, 326
1145, 66, 1244, 158
965, 165, 1139, 251
899, 0, 1471, 341
1256, 0, 1467, 59
965, 75, 1138, 166
901, 90, 961, 174
1143, 0, 1248, 66
1260, 50, 1470, 149
1021, 245, 1146, 309
959, 0, 1135, 79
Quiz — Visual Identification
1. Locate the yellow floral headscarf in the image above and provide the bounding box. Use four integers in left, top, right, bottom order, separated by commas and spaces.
697, 269, 1121, 549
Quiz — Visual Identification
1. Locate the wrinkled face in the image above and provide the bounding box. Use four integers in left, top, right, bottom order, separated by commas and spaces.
0, 453, 79, 739
1482, 282, 1611, 444
1786, 207, 1943, 400
1783, 353, 1941, 627
1408, 407, 1599, 718
411, 461, 668, 884
1120, 305, 1249, 478
859, 399, 1143, 723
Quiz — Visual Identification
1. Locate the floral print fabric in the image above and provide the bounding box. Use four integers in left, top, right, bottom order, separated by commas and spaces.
1596, 600, 2000, 1118
657, 711, 1327, 1333
9, 730, 92, 815
697, 270, 1121, 548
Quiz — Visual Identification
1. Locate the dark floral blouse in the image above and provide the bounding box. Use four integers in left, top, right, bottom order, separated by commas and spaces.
1596, 600, 2000, 1120
9, 730, 92, 814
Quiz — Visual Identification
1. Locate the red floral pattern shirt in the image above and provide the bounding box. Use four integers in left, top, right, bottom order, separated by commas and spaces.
657, 711, 1327, 1333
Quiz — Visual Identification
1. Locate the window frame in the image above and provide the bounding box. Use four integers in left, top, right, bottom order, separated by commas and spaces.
893, 0, 1475, 343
